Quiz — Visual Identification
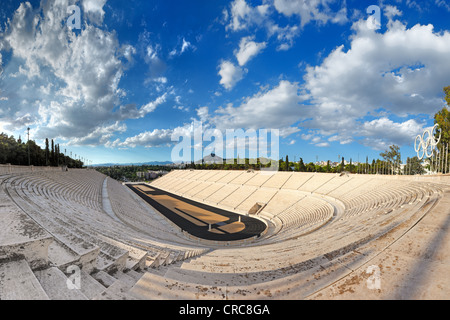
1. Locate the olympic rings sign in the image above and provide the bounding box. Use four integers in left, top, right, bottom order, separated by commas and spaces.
414, 124, 441, 160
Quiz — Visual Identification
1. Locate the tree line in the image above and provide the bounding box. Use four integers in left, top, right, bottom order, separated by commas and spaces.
179, 153, 425, 175
0, 134, 83, 168
95, 165, 173, 181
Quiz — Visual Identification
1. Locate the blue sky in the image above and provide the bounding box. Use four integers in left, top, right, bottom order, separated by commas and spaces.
0, 0, 449, 165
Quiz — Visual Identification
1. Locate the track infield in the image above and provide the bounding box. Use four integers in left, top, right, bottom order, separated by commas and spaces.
126, 184, 267, 242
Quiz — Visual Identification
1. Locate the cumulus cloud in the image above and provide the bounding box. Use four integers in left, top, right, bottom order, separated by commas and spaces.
234, 36, 267, 66
226, 0, 270, 32
359, 117, 424, 149
273, 0, 347, 27
82, 0, 108, 25
109, 124, 193, 149
218, 60, 246, 90
209, 80, 305, 133
384, 5, 402, 20
223, 0, 349, 59
69, 121, 127, 146
0, 0, 160, 146
300, 18, 450, 148
109, 128, 173, 149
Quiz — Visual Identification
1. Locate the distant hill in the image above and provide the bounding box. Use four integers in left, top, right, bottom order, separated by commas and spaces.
92, 161, 174, 167
195, 153, 224, 164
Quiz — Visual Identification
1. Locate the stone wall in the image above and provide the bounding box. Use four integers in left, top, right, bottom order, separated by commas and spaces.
0, 164, 64, 175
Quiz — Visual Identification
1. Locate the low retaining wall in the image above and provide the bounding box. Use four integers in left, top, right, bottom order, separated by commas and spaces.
0, 164, 65, 175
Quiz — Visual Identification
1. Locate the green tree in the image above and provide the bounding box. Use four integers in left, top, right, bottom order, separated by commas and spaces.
51, 139, 55, 166
432, 86, 450, 173
45, 138, 50, 166
380, 145, 401, 175
434, 105, 450, 147
298, 158, 306, 172
306, 162, 316, 172
404, 156, 425, 175
444, 86, 450, 106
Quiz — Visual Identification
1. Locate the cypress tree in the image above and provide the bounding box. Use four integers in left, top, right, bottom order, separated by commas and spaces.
51, 139, 55, 166
299, 158, 306, 172
45, 138, 50, 166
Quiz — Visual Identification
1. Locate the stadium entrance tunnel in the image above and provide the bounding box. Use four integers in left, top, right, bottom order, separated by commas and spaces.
127, 184, 267, 242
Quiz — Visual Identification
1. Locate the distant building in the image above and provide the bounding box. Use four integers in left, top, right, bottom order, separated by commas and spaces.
136, 172, 146, 179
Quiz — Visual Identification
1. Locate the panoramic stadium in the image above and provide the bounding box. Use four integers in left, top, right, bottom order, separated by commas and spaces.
1, 0, 450, 305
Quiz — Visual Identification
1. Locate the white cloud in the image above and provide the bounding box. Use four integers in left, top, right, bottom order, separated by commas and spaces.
360, 117, 424, 147
226, 0, 270, 32
273, 0, 348, 27
115, 94, 167, 121
218, 60, 246, 90
109, 128, 173, 148
169, 37, 196, 57
109, 124, 193, 149
82, 0, 108, 25
300, 18, 450, 148
268, 24, 300, 51
316, 142, 330, 148
138, 30, 166, 80
234, 36, 267, 66
301, 131, 330, 147
196, 106, 209, 123
181, 38, 194, 54
0, 0, 153, 146
209, 80, 305, 131
384, 5, 402, 19
69, 121, 127, 146
224, 0, 348, 53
